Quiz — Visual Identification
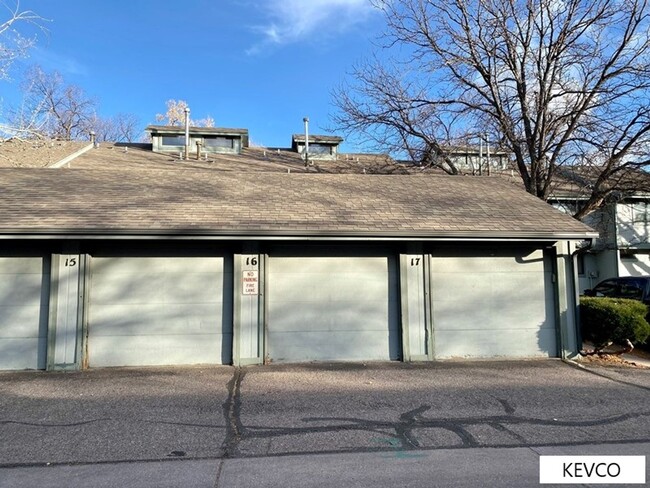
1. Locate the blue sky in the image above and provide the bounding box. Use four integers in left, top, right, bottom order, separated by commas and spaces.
2, 0, 385, 149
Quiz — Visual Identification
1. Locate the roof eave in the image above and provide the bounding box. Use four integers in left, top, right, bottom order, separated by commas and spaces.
0, 228, 599, 241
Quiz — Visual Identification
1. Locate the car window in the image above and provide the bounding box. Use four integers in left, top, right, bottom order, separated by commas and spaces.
591, 278, 648, 300
619, 283, 644, 300
592, 280, 620, 297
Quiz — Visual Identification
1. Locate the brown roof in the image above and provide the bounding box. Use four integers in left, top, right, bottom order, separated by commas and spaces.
144, 125, 248, 135
313, 153, 411, 174
68, 143, 418, 174
70, 144, 312, 172
0, 169, 596, 239
548, 166, 650, 200
292, 134, 344, 144
0, 139, 89, 168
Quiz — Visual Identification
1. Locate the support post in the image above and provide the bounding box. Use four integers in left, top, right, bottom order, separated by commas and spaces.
47, 254, 85, 370
400, 253, 432, 361
553, 241, 580, 359
233, 252, 265, 366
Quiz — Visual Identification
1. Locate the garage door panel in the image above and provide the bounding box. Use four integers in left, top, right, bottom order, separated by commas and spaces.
432, 272, 546, 301
0, 337, 47, 370
268, 255, 399, 362
92, 257, 224, 274
270, 301, 393, 332
89, 333, 232, 367
434, 301, 551, 331
431, 253, 545, 273
91, 275, 223, 305
0, 274, 44, 305
270, 330, 395, 362
91, 257, 225, 305
90, 303, 224, 336
270, 273, 388, 301
0, 305, 48, 337
274, 257, 386, 275
435, 328, 556, 358
432, 251, 557, 358
0, 257, 48, 370
0, 257, 44, 274
89, 256, 230, 367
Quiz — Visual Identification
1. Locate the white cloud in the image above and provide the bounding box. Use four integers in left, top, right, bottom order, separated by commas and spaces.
30, 47, 88, 77
247, 0, 375, 55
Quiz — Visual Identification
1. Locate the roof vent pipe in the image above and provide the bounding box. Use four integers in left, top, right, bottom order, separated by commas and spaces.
303, 117, 309, 166
486, 134, 491, 176
184, 106, 191, 161
479, 136, 483, 176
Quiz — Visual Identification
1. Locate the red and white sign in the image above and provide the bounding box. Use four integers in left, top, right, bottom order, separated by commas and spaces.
242, 270, 259, 295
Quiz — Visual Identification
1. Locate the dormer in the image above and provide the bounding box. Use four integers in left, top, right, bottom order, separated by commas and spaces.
146, 125, 249, 155
292, 134, 343, 161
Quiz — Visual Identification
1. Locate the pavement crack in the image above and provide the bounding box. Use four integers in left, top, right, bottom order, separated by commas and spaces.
396, 405, 431, 448
0, 418, 111, 427
495, 398, 516, 415
214, 459, 225, 488
221, 367, 245, 458
490, 422, 528, 444
444, 424, 479, 447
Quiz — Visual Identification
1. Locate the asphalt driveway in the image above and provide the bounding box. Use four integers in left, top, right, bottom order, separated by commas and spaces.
1, 360, 649, 486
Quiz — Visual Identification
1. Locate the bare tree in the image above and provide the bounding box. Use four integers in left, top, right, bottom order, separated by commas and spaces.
155, 99, 215, 127
18, 65, 96, 140
89, 112, 140, 142
4, 68, 141, 142
112, 112, 141, 142
332, 0, 650, 218
0, 1, 46, 81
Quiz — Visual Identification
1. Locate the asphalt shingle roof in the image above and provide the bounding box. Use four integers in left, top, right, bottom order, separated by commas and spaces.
0, 169, 596, 239
0, 139, 89, 168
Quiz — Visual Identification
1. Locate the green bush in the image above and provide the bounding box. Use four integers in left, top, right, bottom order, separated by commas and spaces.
580, 297, 650, 349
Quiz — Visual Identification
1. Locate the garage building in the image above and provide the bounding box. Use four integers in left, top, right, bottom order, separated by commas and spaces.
0, 169, 596, 369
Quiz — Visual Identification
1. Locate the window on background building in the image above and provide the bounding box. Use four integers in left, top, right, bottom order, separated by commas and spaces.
309, 144, 332, 155
632, 202, 649, 224
204, 136, 235, 150
577, 254, 585, 276
631, 202, 650, 240
161, 135, 186, 146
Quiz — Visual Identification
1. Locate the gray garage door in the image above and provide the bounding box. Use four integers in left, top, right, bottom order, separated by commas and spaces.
431, 249, 557, 359
267, 256, 400, 362
88, 257, 232, 367
0, 257, 48, 370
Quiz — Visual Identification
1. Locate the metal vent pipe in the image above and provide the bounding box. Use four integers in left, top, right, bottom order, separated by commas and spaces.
303, 117, 309, 166
184, 107, 191, 161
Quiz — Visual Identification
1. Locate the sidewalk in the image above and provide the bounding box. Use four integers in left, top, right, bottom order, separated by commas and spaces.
2, 442, 648, 488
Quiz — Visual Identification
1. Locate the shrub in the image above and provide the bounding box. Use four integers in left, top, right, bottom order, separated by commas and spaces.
580, 297, 650, 350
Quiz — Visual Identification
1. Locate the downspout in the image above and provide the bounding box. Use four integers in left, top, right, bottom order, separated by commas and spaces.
613, 203, 621, 277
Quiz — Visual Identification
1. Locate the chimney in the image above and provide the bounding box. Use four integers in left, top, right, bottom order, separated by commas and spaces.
184, 106, 191, 161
